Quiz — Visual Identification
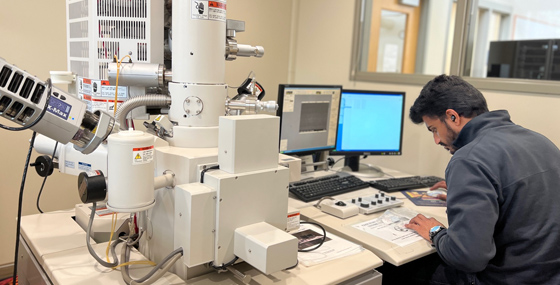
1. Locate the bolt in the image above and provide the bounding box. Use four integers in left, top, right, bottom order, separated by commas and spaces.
186, 98, 190, 103
248, 249, 252, 253
196, 99, 201, 103
186, 109, 191, 114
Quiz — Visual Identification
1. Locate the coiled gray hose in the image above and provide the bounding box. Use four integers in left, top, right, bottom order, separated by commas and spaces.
116, 95, 172, 130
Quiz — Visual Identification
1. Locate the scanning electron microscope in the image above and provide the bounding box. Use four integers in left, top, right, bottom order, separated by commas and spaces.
1, 0, 299, 283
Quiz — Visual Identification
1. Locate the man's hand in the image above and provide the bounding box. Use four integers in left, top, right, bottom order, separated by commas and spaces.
430, 181, 448, 201
405, 214, 445, 242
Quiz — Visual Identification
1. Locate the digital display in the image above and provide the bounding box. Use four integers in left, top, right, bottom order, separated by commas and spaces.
47, 97, 72, 120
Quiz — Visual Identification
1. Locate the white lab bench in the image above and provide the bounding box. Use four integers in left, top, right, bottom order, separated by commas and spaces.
288, 167, 448, 266
18, 208, 383, 284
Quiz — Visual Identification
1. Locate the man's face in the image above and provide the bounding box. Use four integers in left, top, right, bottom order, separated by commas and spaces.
423, 116, 459, 154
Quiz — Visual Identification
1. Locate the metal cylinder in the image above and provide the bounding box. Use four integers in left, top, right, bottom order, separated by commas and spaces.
237, 44, 264, 58
108, 62, 164, 87
106, 130, 155, 213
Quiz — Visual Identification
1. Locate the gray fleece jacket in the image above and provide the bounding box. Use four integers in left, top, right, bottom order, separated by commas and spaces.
432, 110, 560, 284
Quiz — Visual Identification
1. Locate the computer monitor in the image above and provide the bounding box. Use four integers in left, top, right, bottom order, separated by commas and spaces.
331, 89, 405, 175
276, 84, 342, 157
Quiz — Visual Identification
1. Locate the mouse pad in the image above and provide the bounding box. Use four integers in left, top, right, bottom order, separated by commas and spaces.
401, 190, 447, 207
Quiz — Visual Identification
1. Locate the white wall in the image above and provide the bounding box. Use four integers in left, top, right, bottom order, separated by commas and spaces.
0, 0, 293, 266
290, 0, 560, 177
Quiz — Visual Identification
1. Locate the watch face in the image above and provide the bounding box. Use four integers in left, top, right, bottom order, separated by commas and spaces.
430, 225, 441, 233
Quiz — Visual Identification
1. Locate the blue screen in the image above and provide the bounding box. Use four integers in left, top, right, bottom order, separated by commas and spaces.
334, 90, 404, 155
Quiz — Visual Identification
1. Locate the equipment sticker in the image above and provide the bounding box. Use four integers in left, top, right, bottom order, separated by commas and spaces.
133, 146, 154, 165
78, 162, 92, 171
191, 0, 226, 22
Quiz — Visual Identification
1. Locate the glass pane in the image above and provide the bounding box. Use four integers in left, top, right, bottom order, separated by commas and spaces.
468, 0, 560, 81
377, 10, 407, 73
356, 0, 456, 76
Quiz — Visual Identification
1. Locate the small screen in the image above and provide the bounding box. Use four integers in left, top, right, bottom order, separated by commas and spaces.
277, 85, 342, 155
332, 89, 405, 155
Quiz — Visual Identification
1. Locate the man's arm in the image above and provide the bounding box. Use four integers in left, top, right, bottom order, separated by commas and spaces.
432, 158, 499, 272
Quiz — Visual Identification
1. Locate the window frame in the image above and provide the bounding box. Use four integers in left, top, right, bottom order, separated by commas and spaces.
350, 0, 560, 95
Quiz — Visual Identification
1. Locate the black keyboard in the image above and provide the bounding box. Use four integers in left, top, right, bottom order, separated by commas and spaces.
289, 172, 370, 202
368, 176, 444, 192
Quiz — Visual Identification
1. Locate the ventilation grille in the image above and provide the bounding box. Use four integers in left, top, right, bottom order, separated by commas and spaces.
99, 20, 146, 39
137, 43, 148, 61
70, 41, 90, 58
98, 41, 120, 60
69, 21, 89, 39
68, 0, 89, 20
98, 62, 109, 80
97, 0, 148, 18
71, 61, 90, 78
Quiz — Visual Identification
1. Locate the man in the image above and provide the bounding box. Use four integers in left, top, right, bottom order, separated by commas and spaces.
404, 75, 560, 284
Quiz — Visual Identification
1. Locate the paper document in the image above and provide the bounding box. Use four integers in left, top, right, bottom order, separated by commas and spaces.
352, 208, 424, 247
293, 224, 364, 267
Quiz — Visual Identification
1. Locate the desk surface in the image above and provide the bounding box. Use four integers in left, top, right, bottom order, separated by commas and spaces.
20, 208, 382, 285
289, 168, 448, 266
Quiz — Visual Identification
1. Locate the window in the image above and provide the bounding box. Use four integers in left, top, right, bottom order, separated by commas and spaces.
352, 0, 560, 94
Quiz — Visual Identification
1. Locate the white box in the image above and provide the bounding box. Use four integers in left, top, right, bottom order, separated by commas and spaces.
174, 183, 216, 266
234, 222, 298, 275
279, 153, 302, 182
218, 115, 280, 174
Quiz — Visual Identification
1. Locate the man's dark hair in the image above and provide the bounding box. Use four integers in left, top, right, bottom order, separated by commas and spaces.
409, 75, 489, 124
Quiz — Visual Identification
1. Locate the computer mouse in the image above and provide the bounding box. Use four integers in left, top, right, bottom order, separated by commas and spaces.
426, 189, 447, 197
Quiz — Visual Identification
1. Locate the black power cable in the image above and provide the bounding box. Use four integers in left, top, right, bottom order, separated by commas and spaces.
36, 141, 58, 213
298, 221, 327, 252
12, 131, 37, 283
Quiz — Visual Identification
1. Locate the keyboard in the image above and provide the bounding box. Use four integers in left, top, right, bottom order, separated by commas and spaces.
368, 176, 444, 192
289, 172, 370, 202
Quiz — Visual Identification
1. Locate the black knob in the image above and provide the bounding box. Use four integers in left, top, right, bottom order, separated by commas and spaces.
352, 198, 356, 203
381, 193, 385, 197
391, 196, 396, 201
386, 198, 390, 202
31, 155, 55, 177
335, 201, 346, 206
360, 203, 369, 208
378, 199, 383, 204
371, 201, 377, 206
358, 197, 362, 202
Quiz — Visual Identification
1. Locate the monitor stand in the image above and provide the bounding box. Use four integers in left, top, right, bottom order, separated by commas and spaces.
341, 155, 384, 178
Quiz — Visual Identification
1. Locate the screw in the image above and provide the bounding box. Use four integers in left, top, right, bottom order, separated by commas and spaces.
196, 99, 201, 103
186, 98, 190, 103
186, 109, 191, 114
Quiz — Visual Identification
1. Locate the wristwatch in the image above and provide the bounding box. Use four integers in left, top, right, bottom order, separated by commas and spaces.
429, 225, 446, 244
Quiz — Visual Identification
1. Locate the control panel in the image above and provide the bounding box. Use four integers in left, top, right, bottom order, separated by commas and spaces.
346, 193, 403, 215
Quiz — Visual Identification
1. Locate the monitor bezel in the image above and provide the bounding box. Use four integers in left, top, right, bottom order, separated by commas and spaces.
330, 89, 406, 156
277, 84, 343, 156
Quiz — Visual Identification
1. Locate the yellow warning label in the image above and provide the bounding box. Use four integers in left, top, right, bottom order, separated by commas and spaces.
135, 154, 142, 159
